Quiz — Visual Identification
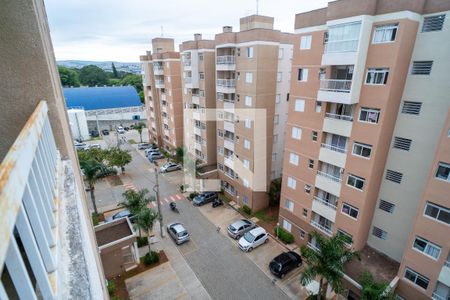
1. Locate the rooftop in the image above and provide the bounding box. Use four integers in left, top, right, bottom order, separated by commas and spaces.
95, 218, 134, 247
63, 86, 141, 110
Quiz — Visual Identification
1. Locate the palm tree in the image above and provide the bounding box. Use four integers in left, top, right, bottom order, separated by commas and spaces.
80, 159, 116, 215
134, 122, 146, 143
360, 271, 394, 300
118, 189, 154, 237
136, 208, 159, 253
300, 231, 360, 300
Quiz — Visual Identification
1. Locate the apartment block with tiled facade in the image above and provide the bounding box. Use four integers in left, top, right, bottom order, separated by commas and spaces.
180, 34, 217, 168
215, 15, 293, 212
140, 38, 183, 151
278, 0, 450, 298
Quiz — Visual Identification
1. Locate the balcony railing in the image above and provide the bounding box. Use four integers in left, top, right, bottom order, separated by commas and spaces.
317, 170, 342, 183
320, 79, 352, 93
325, 113, 353, 122
445, 260, 450, 268
225, 172, 236, 180
184, 77, 192, 84
320, 143, 347, 154
324, 39, 358, 53
432, 292, 446, 300
313, 196, 337, 210
183, 60, 191, 66
217, 79, 235, 88
307, 242, 321, 252
155, 80, 165, 86
224, 136, 234, 143
310, 220, 333, 236
217, 55, 235, 65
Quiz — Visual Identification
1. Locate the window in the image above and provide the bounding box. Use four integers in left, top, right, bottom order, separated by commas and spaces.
303, 208, 308, 217
243, 159, 250, 169
379, 200, 395, 213
272, 153, 277, 161
342, 203, 359, 219
289, 153, 299, 166
393, 137, 412, 151
198, 53, 204, 61
411, 61, 433, 75
199, 90, 205, 96
246, 47, 254, 58
347, 174, 365, 190
278, 48, 284, 59
352, 142, 372, 158
275, 94, 280, 103
274, 114, 279, 125
244, 118, 251, 128
295, 99, 305, 112
424, 202, 450, 225
308, 159, 314, 169
366, 68, 389, 85
243, 196, 249, 204
273, 134, 278, 144
300, 35, 312, 49
372, 226, 387, 240
218, 163, 224, 171
359, 107, 380, 123
287, 177, 297, 189
218, 129, 224, 138
277, 72, 282, 82
404, 268, 429, 289
300, 230, 305, 240
292, 127, 302, 140
243, 179, 250, 188
422, 14, 446, 32
218, 147, 224, 156
245, 96, 252, 107
402, 101, 422, 115
386, 170, 403, 184
304, 184, 311, 194
236, 48, 240, 56
435, 162, 450, 181
285, 199, 294, 212
283, 220, 292, 232
244, 139, 251, 150
337, 229, 353, 245
311, 131, 318, 142
298, 68, 308, 81
199, 72, 205, 80
245, 72, 253, 83
413, 237, 441, 260
316, 101, 322, 113
373, 24, 398, 43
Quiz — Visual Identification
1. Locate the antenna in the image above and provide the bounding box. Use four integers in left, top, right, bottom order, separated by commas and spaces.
161, 26, 164, 37
256, 0, 259, 15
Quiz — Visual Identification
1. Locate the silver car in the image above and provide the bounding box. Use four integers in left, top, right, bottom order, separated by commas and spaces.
167, 223, 190, 245
160, 162, 181, 173
227, 219, 256, 239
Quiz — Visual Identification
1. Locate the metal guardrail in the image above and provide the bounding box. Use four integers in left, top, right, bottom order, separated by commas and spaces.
217, 55, 235, 65
324, 39, 358, 53
317, 170, 342, 183
217, 79, 236, 87
310, 220, 333, 236
313, 196, 337, 210
325, 113, 353, 121
320, 79, 352, 92
320, 143, 347, 153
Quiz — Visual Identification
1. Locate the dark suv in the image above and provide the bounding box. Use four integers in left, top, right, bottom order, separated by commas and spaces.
269, 251, 302, 278
192, 192, 218, 206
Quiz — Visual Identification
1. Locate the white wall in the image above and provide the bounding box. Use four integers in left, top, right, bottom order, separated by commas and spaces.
68, 109, 90, 141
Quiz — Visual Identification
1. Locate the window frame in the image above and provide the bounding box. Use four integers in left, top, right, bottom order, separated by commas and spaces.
347, 174, 365, 191
412, 236, 441, 260
244, 139, 251, 150
435, 162, 450, 182
295, 99, 305, 112
285, 199, 294, 212
244, 95, 252, 107
289, 153, 299, 166
365, 68, 389, 85
246, 47, 254, 58
404, 268, 430, 290
359, 107, 380, 124
300, 35, 312, 50
245, 72, 253, 83
287, 176, 297, 189
283, 219, 292, 232
352, 142, 372, 159
372, 23, 398, 44
297, 68, 309, 82
424, 201, 450, 226
291, 127, 302, 140
342, 203, 359, 219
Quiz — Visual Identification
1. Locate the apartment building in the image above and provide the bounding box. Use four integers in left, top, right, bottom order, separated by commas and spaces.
0, 0, 107, 298
140, 38, 183, 151
215, 15, 293, 212
278, 0, 450, 298
180, 34, 217, 168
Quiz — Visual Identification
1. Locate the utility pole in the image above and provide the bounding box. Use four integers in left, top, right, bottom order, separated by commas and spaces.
153, 167, 164, 237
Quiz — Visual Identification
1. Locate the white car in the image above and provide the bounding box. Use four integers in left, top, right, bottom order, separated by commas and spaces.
160, 162, 181, 173
74, 141, 88, 151
117, 126, 125, 134
238, 227, 269, 252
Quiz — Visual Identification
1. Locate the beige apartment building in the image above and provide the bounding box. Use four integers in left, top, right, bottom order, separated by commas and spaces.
278, 0, 450, 299
140, 38, 184, 151
215, 15, 293, 212
180, 34, 217, 168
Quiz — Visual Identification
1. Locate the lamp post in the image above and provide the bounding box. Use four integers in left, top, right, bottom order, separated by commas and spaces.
276, 222, 280, 239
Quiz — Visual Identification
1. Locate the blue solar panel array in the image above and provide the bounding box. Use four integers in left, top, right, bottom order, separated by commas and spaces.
63, 86, 141, 110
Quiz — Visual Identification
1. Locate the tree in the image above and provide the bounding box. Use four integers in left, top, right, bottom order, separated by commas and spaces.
80, 159, 116, 215
79, 65, 108, 87
360, 271, 394, 300
136, 208, 159, 253
58, 66, 80, 87
138, 90, 144, 104
300, 232, 360, 299
77, 148, 108, 164
134, 122, 146, 143
120, 74, 143, 93
174, 146, 185, 164
118, 189, 154, 237
111, 62, 119, 78
105, 147, 132, 172
268, 178, 282, 206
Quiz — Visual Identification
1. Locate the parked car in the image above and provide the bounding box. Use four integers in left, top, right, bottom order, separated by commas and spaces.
212, 198, 223, 208
87, 143, 101, 150
269, 251, 302, 278
227, 219, 256, 239
74, 141, 88, 151
144, 146, 159, 155
160, 162, 181, 173
148, 152, 164, 162
137, 143, 152, 150
102, 129, 110, 135
90, 130, 99, 137
117, 126, 125, 134
167, 222, 190, 245
238, 227, 268, 252
106, 209, 135, 223
124, 126, 130, 131
192, 192, 218, 206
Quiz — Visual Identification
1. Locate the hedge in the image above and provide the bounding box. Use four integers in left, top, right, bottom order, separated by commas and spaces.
274, 226, 295, 244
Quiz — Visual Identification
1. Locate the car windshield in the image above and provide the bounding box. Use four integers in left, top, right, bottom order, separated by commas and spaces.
229, 224, 237, 231
177, 231, 188, 237
244, 232, 255, 243
270, 261, 282, 271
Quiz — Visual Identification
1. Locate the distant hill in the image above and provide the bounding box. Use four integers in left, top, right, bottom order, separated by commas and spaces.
57, 60, 141, 74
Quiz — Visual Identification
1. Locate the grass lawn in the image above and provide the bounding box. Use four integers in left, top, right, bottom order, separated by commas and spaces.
254, 208, 277, 223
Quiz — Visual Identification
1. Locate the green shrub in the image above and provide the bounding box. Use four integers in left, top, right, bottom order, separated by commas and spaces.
107, 280, 116, 296
137, 237, 149, 247
111, 297, 120, 300
189, 192, 198, 200
128, 139, 137, 144
92, 213, 99, 226
274, 226, 295, 244
142, 251, 160, 266
242, 205, 252, 215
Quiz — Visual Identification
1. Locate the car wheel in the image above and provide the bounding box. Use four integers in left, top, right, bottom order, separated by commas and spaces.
297, 262, 301, 267
281, 273, 285, 279
264, 238, 269, 243
247, 247, 253, 252
236, 235, 241, 240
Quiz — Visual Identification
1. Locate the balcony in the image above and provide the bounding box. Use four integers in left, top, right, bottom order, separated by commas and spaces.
315, 171, 342, 197
319, 143, 347, 168
322, 22, 361, 65
153, 66, 164, 75
216, 55, 236, 70
183, 59, 191, 67
323, 113, 353, 137
164, 129, 170, 136
192, 95, 200, 105
217, 79, 235, 93
318, 79, 356, 104
438, 260, 450, 287
310, 219, 333, 236
155, 79, 165, 89
161, 94, 166, 101
161, 105, 167, 113
223, 138, 234, 151
224, 121, 234, 133
224, 155, 234, 169
312, 196, 337, 223
194, 141, 202, 151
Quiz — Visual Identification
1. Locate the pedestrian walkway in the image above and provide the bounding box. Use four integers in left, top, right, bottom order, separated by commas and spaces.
148, 194, 185, 208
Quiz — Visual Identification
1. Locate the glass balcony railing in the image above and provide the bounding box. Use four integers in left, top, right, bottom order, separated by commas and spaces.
320, 79, 352, 93
320, 143, 347, 153
324, 39, 359, 53
217, 79, 235, 87
217, 55, 235, 65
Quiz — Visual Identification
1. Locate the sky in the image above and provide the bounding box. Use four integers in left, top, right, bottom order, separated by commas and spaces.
45, 0, 331, 62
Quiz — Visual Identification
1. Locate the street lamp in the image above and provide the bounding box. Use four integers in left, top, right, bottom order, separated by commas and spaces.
276, 222, 280, 239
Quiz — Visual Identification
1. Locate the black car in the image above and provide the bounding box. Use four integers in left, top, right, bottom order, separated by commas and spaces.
192, 192, 218, 206
269, 251, 302, 278
102, 129, 110, 135
90, 130, 99, 137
